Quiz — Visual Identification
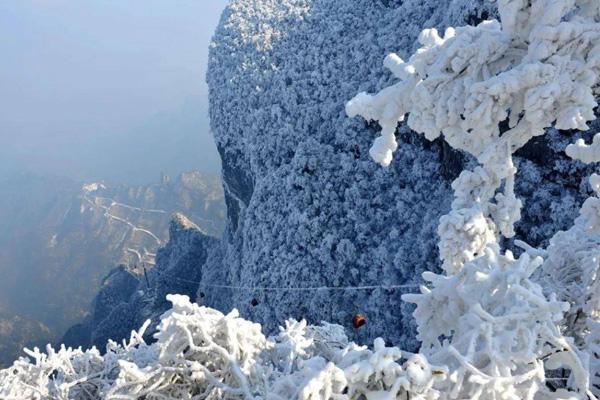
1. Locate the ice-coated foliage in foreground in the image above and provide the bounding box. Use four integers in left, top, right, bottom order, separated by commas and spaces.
0, 295, 448, 400
347, 0, 600, 398
0, 264, 594, 399
405, 245, 591, 399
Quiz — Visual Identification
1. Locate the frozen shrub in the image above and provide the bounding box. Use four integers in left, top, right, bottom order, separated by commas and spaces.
0, 295, 444, 400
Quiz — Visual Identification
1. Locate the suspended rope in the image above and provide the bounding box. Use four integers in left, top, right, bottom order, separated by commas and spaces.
171, 276, 421, 292
169, 276, 422, 330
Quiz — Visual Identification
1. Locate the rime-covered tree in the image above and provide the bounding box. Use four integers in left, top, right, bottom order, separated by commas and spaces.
347, 0, 600, 397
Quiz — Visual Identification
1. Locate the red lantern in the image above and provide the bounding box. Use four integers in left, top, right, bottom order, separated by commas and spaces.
352, 314, 366, 328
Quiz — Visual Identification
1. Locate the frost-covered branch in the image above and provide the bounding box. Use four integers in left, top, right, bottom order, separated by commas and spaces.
403, 245, 593, 399
347, 0, 600, 397
347, 0, 600, 273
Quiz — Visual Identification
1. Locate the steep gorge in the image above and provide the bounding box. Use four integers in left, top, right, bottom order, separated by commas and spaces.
0, 171, 225, 366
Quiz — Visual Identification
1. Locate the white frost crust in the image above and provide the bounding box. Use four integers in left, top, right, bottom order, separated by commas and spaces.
403, 245, 594, 399
567, 134, 600, 164
348, 0, 600, 397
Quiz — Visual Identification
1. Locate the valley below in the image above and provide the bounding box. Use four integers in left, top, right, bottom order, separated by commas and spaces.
0, 171, 225, 366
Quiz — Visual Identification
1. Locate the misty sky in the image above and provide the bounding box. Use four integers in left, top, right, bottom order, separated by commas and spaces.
0, 0, 227, 184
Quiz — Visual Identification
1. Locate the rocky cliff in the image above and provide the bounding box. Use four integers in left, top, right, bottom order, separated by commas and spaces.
199, 0, 597, 350
83, 0, 599, 352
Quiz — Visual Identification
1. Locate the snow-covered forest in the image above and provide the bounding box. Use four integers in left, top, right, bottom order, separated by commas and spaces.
1, 0, 600, 398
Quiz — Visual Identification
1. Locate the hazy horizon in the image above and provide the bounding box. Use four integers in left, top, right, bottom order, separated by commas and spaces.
0, 0, 227, 185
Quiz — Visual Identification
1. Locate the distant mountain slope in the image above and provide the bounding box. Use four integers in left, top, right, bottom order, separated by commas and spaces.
64, 213, 218, 350
0, 311, 51, 366
0, 171, 225, 366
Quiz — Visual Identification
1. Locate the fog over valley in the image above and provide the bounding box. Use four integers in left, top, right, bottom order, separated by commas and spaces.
0, 0, 227, 367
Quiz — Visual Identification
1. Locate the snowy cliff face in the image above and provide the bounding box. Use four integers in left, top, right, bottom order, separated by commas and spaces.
203, 0, 598, 350
204, 0, 498, 349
